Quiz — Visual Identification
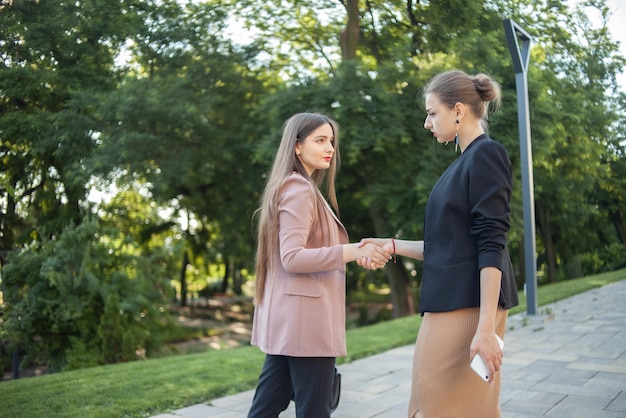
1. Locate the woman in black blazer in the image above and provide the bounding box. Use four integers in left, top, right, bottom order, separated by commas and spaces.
361, 70, 519, 417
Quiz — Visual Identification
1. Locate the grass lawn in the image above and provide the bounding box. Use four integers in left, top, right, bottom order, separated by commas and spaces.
1, 268, 625, 417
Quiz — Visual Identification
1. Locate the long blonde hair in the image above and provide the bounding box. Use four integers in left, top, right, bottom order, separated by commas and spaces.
253, 112, 340, 304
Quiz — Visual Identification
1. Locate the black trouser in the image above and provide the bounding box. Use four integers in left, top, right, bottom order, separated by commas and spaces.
247, 354, 336, 418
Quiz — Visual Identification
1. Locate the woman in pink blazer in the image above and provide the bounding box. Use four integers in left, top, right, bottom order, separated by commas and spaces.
247, 112, 390, 418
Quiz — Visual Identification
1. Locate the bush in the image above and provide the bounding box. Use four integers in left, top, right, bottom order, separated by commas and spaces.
0, 220, 173, 372
599, 243, 626, 270
579, 243, 626, 276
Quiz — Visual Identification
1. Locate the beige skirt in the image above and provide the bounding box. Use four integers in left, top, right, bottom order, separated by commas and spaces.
408, 307, 508, 418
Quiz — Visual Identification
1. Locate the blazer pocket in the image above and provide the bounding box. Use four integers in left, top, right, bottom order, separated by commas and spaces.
285, 277, 323, 298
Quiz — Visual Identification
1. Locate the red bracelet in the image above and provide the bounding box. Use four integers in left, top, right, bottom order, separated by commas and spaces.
391, 238, 396, 263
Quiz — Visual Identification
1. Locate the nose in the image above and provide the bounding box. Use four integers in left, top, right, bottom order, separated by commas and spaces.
326, 142, 334, 153
424, 116, 431, 129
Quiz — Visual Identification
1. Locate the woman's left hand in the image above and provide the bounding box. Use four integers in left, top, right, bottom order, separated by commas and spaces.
469, 331, 503, 384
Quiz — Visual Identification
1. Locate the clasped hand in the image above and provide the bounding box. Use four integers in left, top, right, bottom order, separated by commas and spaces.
356, 238, 394, 270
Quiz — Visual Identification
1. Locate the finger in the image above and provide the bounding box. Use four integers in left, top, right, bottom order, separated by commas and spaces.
488, 359, 499, 383
372, 254, 389, 265
373, 259, 386, 269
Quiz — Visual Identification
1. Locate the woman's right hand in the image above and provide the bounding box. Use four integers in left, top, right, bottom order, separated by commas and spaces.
359, 238, 393, 254
356, 242, 391, 270
355, 239, 392, 270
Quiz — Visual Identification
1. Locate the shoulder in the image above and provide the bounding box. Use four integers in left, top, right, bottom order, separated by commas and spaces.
279, 173, 317, 205
473, 136, 509, 157
468, 137, 510, 168
281, 172, 315, 193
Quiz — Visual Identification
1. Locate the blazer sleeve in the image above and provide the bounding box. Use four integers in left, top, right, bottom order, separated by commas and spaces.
468, 141, 513, 271
278, 175, 344, 273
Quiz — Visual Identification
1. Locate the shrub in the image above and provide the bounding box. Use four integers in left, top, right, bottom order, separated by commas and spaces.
0, 220, 173, 372
579, 243, 626, 276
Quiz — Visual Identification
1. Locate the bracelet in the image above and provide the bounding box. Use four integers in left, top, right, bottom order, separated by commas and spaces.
391, 238, 396, 263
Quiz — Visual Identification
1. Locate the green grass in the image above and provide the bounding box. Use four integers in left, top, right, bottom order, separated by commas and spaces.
508, 268, 626, 316
1, 268, 625, 418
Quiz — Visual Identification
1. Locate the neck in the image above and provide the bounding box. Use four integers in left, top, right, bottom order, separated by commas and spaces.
458, 127, 484, 153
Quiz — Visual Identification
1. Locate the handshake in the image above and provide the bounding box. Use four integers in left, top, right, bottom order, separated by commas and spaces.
354, 238, 395, 270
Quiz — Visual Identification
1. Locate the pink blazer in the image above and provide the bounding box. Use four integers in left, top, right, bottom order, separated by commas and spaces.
251, 173, 349, 357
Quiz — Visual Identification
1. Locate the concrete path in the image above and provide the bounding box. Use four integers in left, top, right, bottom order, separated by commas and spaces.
153, 280, 626, 418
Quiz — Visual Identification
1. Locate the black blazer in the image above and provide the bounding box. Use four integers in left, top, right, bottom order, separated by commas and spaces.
420, 134, 519, 313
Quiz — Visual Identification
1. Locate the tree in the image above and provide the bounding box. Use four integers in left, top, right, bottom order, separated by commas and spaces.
0, 0, 140, 251
511, 0, 626, 280
0, 0, 180, 371
91, 0, 267, 299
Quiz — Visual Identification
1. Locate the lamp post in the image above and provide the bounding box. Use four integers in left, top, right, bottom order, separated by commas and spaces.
502, 18, 538, 316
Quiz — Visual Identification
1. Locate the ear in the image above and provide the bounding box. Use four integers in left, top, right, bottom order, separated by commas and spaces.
295, 143, 301, 156
454, 102, 466, 119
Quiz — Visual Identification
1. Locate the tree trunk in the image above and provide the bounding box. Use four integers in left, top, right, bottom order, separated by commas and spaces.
180, 250, 189, 307
517, 241, 526, 290
609, 210, 626, 244
0, 180, 18, 254
385, 258, 415, 317
536, 200, 557, 282
233, 263, 243, 295
221, 258, 231, 294
544, 218, 557, 282
339, 0, 359, 60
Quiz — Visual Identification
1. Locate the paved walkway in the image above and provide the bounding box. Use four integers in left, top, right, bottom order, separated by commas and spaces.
153, 280, 626, 418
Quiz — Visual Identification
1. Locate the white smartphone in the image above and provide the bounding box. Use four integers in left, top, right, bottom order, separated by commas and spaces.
470, 334, 504, 381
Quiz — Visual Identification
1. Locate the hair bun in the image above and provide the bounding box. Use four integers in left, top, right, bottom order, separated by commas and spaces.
473, 73, 500, 103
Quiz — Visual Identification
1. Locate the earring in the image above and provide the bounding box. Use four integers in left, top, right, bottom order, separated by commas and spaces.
454, 119, 460, 152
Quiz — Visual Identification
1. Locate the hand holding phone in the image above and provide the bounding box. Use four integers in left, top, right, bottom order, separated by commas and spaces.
470, 334, 504, 382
